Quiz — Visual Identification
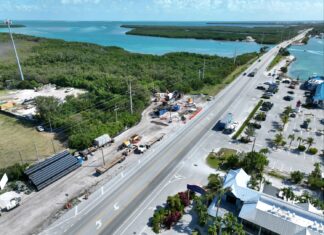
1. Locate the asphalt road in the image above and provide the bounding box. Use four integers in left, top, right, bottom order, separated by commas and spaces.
55, 30, 310, 235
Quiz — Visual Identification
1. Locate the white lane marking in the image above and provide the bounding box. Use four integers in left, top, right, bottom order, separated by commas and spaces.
121, 172, 124, 178
96, 220, 102, 230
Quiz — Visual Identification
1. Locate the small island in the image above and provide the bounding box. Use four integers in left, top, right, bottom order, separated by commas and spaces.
0, 24, 25, 28
122, 23, 324, 45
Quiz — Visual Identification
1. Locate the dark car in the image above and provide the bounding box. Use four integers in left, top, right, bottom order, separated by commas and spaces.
287, 91, 295, 95
262, 101, 273, 108
290, 113, 296, 118
243, 72, 247, 76
288, 85, 295, 89
283, 95, 294, 101
256, 86, 266, 90
262, 94, 271, 99
282, 80, 291, 84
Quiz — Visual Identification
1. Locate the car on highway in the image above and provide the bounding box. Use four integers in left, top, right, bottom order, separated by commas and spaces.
256, 86, 266, 90
283, 95, 294, 101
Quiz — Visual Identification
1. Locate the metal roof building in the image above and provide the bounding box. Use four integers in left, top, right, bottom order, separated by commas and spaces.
208, 169, 324, 235
24, 150, 81, 191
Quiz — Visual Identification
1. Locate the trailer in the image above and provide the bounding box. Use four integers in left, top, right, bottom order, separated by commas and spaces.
93, 134, 113, 148
96, 156, 126, 175
146, 133, 165, 149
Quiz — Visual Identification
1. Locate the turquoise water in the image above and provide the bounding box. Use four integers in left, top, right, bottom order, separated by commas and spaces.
0, 21, 264, 57
288, 38, 324, 80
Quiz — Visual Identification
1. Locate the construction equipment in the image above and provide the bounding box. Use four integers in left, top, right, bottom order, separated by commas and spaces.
130, 134, 141, 144
96, 155, 126, 175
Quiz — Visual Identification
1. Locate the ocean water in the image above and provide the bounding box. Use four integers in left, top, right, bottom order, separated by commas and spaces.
288, 38, 324, 80
0, 21, 264, 57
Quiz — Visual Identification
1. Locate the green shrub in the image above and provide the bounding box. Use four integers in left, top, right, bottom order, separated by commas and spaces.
308, 147, 318, 155
298, 145, 306, 152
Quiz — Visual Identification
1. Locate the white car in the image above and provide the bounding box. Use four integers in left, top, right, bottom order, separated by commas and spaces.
136, 145, 147, 154
36, 125, 44, 132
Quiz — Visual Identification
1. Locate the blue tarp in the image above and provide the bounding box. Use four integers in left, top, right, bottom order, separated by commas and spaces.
314, 83, 324, 101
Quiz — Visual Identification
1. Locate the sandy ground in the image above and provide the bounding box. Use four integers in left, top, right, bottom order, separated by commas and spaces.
0, 95, 208, 235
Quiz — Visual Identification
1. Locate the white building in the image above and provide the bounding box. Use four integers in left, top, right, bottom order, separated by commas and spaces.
208, 169, 324, 235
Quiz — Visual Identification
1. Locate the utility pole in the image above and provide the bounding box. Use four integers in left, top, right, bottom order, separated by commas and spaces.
51, 139, 56, 154
33, 141, 39, 161
233, 47, 237, 65
19, 151, 23, 164
127, 77, 134, 115
49, 117, 53, 133
202, 59, 206, 80
114, 105, 119, 122
5, 19, 24, 81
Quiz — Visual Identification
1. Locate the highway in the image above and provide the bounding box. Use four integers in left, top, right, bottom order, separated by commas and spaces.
44, 30, 310, 235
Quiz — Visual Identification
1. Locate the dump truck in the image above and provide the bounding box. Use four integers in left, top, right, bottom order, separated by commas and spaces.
96, 155, 126, 175
146, 133, 165, 149
93, 134, 114, 148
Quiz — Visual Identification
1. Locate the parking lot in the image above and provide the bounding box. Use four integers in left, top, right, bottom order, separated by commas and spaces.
241, 77, 324, 174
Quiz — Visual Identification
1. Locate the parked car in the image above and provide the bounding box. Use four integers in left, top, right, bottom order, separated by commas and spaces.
36, 125, 44, 132
261, 94, 271, 99
320, 119, 324, 125
261, 102, 273, 111
256, 86, 266, 90
287, 91, 295, 95
283, 95, 294, 101
288, 85, 295, 89
265, 92, 273, 96
243, 72, 247, 76
290, 113, 296, 118
282, 79, 291, 84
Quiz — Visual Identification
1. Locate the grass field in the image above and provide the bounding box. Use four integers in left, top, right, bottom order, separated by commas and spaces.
267, 54, 283, 71
206, 148, 237, 169
0, 114, 64, 168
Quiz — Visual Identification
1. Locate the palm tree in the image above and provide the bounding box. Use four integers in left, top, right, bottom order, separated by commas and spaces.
273, 133, 284, 148
281, 187, 295, 201
280, 114, 289, 130
245, 125, 255, 141
305, 137, 314, 150
284, 106, 293, 115
259, 148, 269, 155
288, 134, 295, 149
297, 136, 303, 146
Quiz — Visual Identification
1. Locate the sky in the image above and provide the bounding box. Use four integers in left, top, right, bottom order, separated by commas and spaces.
0, 0, 323, 21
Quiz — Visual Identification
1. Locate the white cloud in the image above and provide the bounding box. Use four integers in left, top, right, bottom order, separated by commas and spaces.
61, 0, 101, 4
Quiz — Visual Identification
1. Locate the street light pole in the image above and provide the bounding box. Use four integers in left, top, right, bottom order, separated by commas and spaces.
5, 19, 24, 81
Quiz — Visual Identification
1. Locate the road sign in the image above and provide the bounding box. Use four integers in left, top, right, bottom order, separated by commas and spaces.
187, 184, 206, 195
0, 173, 8, 190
